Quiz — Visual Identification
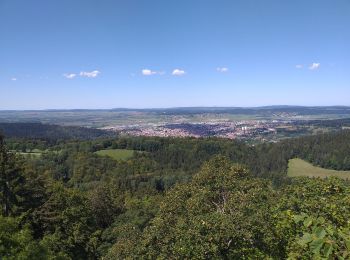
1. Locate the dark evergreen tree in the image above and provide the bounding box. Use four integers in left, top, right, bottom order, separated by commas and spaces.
0, 134, 26, 217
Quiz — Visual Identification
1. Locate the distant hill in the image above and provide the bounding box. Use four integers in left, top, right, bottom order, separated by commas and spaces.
1, 106, 350, 127
152, 106, 350, 115
0, 122, 115, 140
2, 105, 350, 115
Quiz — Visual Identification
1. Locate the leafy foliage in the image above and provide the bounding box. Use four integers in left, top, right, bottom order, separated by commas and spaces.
1, 130, 350, 259
0, 135, 27, 217
0, 122, 114, 141
126, 157, 282, 259
0, 216, 50, 260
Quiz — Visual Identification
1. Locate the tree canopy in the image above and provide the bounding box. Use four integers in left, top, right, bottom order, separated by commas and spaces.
0, 130, 350, 259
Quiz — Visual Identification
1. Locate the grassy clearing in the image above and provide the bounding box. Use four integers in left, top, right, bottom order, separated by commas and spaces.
18, 152, 42, 158
288, 158, 350, 180
11, 149, 44, 158
95, 149, 135, 161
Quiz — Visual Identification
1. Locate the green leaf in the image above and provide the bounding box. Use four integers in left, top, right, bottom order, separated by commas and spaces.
323, 243, 333, 257
345, 239, 350, 250
303, 217, 313, 228
293, 214, 306, 223
325, 226, 334, 236
298, 233, 313, 245
309, 238, 324, 254
314, 227, 326, 239
338, 231, 350, 250
317, 216, 325, 224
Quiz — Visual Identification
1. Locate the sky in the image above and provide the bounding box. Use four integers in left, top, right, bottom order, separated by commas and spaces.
0, 0, 349, 109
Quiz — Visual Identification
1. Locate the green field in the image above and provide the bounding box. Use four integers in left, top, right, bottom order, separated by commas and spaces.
288, 158, 350, 180
11, 149, 44, 158
95, 149, 135, 161
18, 152, 42, 158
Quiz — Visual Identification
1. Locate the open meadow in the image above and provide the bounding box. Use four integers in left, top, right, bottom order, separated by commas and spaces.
288, 158, 350, 180
95, 149, 135, 161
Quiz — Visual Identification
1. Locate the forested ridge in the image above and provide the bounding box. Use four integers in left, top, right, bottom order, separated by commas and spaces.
0, 123, 114, 141
0, 129, 350, 259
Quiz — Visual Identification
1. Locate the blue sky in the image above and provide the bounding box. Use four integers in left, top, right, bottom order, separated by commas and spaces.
0, 0, 349, 109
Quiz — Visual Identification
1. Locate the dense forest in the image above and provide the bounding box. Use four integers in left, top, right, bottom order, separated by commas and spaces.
0, 123, 114, 141
1, 126, 350, 259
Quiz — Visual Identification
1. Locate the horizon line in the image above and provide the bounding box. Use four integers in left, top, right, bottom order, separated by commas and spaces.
1, 105, 350, 112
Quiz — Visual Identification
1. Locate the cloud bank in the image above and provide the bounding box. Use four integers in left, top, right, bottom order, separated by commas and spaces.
141, 69, 165, 76
172, 69, 185, 76
63, 73, 77, 79
217, 67, 229, 72
309, 63, 320, 70
80, 70, 100, 78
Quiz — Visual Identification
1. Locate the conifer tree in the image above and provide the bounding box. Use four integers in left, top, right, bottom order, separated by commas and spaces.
0, 134, 25, 216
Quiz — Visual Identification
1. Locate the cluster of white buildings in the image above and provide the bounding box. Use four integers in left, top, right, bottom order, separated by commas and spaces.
102, 120, 284, 140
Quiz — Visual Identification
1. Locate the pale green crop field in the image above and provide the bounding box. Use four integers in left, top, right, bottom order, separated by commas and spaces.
288, 158, 350, 180
11, 149, 45, 158
95, 149, 135, 161
18, 152, 42, 158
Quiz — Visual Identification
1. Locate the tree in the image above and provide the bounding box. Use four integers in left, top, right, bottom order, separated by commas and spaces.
106, 156, 283, 259
88, 183, 123, 229
0, 134, 26, 217
35, 183, 98, 259
0, 216, 50, 260
275, 177, 350, 258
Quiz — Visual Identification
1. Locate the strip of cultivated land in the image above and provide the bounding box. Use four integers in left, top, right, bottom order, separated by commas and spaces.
288, 158, 350, 180
95, 149, 135, 161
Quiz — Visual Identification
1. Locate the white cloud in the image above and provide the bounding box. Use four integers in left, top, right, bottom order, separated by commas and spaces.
141, 69, 164, 76
80, 70, 100, 78
63, 73, 77, 79
217, 67, 229, 73
11, 78, 17, 81
309, 63, 320, 70
295, 64, 303, 69
172, 69, 186, 76
142, 69, 157, 76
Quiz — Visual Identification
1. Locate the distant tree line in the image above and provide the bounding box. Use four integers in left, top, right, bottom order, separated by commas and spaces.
0, 122, 115, 142
1, 125, 350, 258
1, 133, 349, 259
